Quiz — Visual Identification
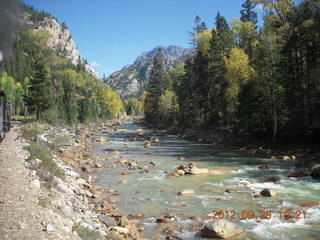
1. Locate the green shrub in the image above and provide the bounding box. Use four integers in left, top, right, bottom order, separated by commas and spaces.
73, 223, 101, 240
26, 141, 64, 179
21, 124, 44, 141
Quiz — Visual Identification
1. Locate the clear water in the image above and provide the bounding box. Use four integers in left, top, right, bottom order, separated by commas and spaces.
92, 124, 320, 240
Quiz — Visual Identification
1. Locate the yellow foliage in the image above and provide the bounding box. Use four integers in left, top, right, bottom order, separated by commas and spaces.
195, 29, 212, 56
159, 90, 179, 117
140, 90, 149, 111
224, 48, 251, 106
97, 84, 124, 118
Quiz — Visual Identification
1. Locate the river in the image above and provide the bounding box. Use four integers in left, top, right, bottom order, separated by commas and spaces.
91, 124, 320, 240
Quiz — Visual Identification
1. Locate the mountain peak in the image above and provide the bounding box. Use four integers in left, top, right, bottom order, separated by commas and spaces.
134, 45, 192, 65
107, 45, 193, 97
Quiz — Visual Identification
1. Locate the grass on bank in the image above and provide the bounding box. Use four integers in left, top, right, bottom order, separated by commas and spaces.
26, 140, 65, 179
73, 223, 101, 240
21, 123, 45, 141
22, 123, 65, 185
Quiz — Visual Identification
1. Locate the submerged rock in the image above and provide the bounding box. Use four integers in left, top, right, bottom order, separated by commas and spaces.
310, 165, 320, 179
264, 176, 280, 182
119, 179, 128, 184
258, 164, 272, 169
225, 189, 236, 193
200, 220, 245, 239
288, 171, 309, 178
260, 188, 276, 197
297, 201, 319, 207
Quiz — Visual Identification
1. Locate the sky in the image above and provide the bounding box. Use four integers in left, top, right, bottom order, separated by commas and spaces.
21, 0, 267, 77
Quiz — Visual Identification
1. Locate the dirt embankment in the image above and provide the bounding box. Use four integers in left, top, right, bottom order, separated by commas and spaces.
0, 125, 52, 240
0, 119, 141, 240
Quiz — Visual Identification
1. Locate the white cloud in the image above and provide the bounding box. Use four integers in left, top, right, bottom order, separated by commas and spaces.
91, 61, 102, 67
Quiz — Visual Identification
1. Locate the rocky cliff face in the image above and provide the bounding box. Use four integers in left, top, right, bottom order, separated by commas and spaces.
34, 18, 97, 77
0, 0, 97, 77
107, 45, 193, 97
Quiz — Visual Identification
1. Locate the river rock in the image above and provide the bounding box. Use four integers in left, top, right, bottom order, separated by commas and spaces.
99, 214, 117, 227
297, 201, 319, 207
225, 189, 236, 193
46, 223, 56, 233
149, 161, 157, 166
97, 137, 108, 142
178, 189, 195, 196
260, 188, 276, 197
95, 162, 103, 168
61, 205, 73, 218
190, 167, 210, 175
119, 179, 128, 184
31, 179, 41, 189
288, 171, 309, 178
176, 169, 185, 176
264, 176, 280, 182
110, 226, 129, 235
200, 220, 245, 239
110, 150, 120, 155
310, 165, 320, 178
56, 183, 74, 195
128, 161, 138, 167
144, 142, 151, 148
258, 165, 272, 169
177, 157, 185, 160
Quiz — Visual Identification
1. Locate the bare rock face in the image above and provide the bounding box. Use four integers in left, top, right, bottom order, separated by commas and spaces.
0, 0, 98, 77
107, 45, 193, 97
34, 18, 98, 77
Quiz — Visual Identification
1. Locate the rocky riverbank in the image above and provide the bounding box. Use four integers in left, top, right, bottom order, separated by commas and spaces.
0, 118, 141, 240
163, 127, 320, 171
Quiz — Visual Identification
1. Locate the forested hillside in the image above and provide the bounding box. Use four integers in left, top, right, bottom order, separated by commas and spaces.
143, 0, 320, 142
0, 0, 124, 123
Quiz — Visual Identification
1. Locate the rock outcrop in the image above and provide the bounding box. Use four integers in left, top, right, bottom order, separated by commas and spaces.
34, 17, 97, 77
0, 0, 97, 77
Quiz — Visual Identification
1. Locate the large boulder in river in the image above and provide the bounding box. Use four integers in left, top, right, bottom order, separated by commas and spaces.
200, 220, 245, 239
310, 165, 320, 179
260, 188, 276, 197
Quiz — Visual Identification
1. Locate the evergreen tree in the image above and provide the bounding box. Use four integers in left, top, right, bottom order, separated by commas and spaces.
207, 12, 235, 127
240, 0, 258, 24
144, 49, 166, 126
26, 56, 53, 120
238, 0, 258, 60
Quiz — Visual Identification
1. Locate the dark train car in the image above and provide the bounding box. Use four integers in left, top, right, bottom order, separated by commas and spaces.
0, 91, 11, 140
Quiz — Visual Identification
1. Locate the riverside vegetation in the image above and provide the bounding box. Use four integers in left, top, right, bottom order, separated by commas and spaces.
142, 0, 320, 145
